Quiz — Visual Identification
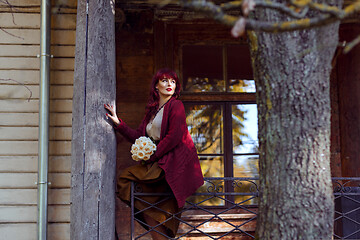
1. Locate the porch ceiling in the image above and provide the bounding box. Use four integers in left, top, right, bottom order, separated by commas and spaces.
116, 0, 229, 9
118, 0, 358, 7
116, 0, 359, 23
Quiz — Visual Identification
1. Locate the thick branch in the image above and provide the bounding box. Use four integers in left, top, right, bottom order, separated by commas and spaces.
246, 13, 336, 33
180, 0, 360, 32
222, 0, 309, 19
181, 0, 238, 24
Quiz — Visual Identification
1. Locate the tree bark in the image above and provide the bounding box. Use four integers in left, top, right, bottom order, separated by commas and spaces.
249, 3, 340, 239
71, 0, 116, 239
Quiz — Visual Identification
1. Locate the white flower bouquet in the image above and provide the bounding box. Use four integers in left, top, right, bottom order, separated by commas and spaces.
131, 136, 157, 161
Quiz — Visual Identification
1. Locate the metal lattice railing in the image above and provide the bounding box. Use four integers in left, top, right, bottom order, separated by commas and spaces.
333, 177, 360, 240
130, 177, 360, 240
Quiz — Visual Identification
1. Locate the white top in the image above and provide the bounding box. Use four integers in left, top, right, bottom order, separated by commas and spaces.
146, 107, 164, 141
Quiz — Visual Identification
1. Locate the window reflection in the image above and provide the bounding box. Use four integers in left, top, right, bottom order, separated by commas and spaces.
185, 104, 223, 154
232, 104, 259, 179
233, 155, 259, 178
184, 77, 225, 92
229, 79, 256, 93
232, 104, 258, 154
182, 43, 256, 207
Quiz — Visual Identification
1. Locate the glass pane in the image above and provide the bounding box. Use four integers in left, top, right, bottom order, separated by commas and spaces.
233, 155, 259, 178
185, 104, 223, 154
233, 177, 259, 205
227, 44, 254, 93
182, 45, 225, 92
229, 79, 256, 93
232, 104, 258, 154
234, 155, 259, 205
200, 156, 224, 178
186, 156, 225, 206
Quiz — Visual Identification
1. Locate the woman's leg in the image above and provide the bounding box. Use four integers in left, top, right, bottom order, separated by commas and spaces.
143, 214, 170, 240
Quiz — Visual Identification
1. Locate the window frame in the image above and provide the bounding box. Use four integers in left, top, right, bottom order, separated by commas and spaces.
155, 20, 258, 206
179, 41, 257, 178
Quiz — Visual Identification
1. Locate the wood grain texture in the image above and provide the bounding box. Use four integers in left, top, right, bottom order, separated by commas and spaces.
0, 113, 72, 126
0, 85, 73, 100
0, 127, 71, 140
71, 0, 117, 239
0, 173, 70, 188
0, 156, 71, 172
0, 29, 75, 44
0, 45, 75, 57
0, 13, 76, 29
0, 70, 74, 85
0, 189, 70, 205
0, 223, 70, 240
0, 57, 74, 70
0, 99, 72, 112
0, 2, 76, 239
0, 205, 70, 222
0, 141, 71, 155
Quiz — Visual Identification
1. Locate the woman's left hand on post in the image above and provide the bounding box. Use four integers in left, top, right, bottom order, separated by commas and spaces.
104, 103, 120, 127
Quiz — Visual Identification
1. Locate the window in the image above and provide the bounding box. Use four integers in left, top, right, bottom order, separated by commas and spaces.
182, 45, 254, 93
180, 44, 259, 206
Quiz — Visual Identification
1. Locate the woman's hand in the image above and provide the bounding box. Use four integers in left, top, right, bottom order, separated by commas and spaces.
104, 103, 120, 127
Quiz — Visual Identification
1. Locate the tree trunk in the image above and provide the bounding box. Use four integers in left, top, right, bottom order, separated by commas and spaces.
71, 0, 117, 239
249, 5, 340, 239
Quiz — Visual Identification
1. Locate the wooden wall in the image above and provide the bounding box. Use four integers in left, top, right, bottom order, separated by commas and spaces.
0, 0, 76, 239
115, 8, 155, 239
337, 23, 360, 177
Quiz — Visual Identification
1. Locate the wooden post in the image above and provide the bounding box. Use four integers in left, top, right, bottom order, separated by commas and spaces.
71, 0, 116, 239
338, 23, 360, 177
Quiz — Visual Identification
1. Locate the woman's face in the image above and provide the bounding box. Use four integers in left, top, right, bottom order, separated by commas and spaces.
156, 77, 176, 98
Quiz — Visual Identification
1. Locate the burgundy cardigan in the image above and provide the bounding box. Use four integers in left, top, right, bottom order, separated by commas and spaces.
116, 97, 204, 207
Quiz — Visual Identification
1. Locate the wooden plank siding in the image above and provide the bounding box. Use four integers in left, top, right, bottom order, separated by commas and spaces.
0, 1, 76, 239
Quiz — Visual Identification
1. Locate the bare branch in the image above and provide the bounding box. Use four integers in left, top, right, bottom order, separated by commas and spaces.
180, 0, 360, 33
181, 0, 238, 25
0, 0, 24, 39
220, 1, 242, 10
308, 2, 345, 18
0, 79, 33, 102
255, 2, 309, 19
222, 0, 309, 19
1, 0, 19, 24
0, 28, 24, 40
344, 34, 360, 53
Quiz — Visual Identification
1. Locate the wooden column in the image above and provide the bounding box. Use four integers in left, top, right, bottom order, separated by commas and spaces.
338, 23, 360, 177
71, 0, 116, 239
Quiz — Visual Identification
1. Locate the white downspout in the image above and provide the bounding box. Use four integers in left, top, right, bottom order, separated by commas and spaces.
37, 0, 51, 239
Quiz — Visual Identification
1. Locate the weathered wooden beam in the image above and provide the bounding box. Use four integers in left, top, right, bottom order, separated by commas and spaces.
71, 0, 116, 239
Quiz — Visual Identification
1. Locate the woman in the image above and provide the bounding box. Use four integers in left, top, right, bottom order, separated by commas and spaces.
104, 68, 204, 239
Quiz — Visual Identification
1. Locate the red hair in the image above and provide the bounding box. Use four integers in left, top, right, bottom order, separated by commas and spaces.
146, 68, 181, 117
